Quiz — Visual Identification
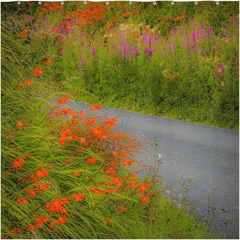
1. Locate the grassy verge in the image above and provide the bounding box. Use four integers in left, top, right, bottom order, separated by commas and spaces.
1, 1, 237, 239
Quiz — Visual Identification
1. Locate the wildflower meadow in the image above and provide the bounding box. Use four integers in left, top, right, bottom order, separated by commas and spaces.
1, 1, 239, 239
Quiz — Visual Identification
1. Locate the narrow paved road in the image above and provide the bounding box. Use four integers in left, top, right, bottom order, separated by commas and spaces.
48, 99, 239, 239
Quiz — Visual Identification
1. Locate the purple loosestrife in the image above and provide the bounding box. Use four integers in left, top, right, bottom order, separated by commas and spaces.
172, 39, 176, 53
130, 42, 133, 57
123, 42, 129, 59
90, 46, 96, 57
133, 48, 139, 58
142, 34, 147, 44
214, 70, 218, 79
207, 26, 213, 38
221, 65, 225, 78
148, 33, 152, 49
110, 140, 117, 150
192, 31, 196, 42
204, 33, 207, 42
78, 52, 86, 67
191, 44, 195, 53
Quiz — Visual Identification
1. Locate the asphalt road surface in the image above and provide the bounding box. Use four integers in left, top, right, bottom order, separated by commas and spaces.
47, 98, 239, 239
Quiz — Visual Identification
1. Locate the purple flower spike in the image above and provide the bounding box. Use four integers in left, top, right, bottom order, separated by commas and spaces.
192, 31, 196, 42
111, 141, 117, 150
148, 33, 152, 49
221, 65, 225, 78
214, 70, 218, 79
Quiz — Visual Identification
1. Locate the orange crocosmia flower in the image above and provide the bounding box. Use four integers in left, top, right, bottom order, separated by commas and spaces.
61, 128, 71, 137
27, 189, 36, 197
11, 228, 22, 234
25, 79, 33, 87
74, 172, 80, 176
61, 197, 70, 205
95, 104, 101, 110
89, 104, 102, 111
120, 206, 127, 211
59, 138, 65, 146
79, 137, 86, 143
125, 11, 131, 17
12, 160, 22, 170
45, 59, 52, 65
85, 119, 95, 126
88, 158, 96, 164
130, 182, 138, 188
106, 168, 115, 174
73, 193, 84, 202
18, 82, 22, 89
134, 9, 139, 14
21, 29, 28, 36
17, 197, 22, 203
123, 161, 132, 166
34, 69, 44, 75
79, 111, 86, 118
50, 221, 54, 229
167, 15, 172, 19
141, 195, 150, 203
57, 215, 66, 225
21, 198, 29, 205
145, 28, 150, 32
106, 118, 117, 125
58, 97, 67, 105
18, 158, 24, 165
34, 216, 50, 229
51, 113, 56, 118
70, 111, 77, 118
130, 174, 136, 180
139, 183, 149, 192
27, 225, 35, 232
120, 151, 127, 158
36, 169, 49, 178
92, 128, 104, 136
16, 120, 23, 129
37, 183, 46, 190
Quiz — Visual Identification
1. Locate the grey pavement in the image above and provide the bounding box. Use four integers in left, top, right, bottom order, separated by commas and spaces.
47, 98, 239, 239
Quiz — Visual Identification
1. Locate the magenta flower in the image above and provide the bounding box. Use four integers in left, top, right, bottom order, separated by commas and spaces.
221, 65, 225, 78
214, 70, 218, 79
